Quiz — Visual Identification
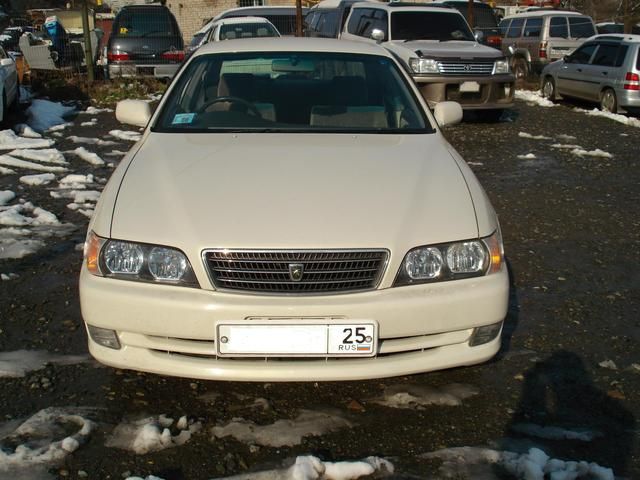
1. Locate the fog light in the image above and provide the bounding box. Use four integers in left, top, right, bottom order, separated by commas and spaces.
469, 322, 503, 347
87, 325, 121, 350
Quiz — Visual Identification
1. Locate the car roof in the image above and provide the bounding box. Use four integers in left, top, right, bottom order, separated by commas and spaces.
215, 16, 277, 25
504, 10, 587, 19
193, 37, 393, 57
593, 33, 640, 43
351, 1, 459, 13
215, 6, 308, 19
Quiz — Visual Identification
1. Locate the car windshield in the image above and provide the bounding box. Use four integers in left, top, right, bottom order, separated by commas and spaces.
391, 11, 474, 41
219, 22, 279, 40
155, 52, 430, 133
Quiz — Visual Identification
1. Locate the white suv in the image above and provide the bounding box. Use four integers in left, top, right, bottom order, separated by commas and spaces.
341, 2, 515, 121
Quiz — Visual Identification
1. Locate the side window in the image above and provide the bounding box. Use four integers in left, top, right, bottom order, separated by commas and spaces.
523, 17, 542, 38
371, 9, 388, 38
506, 18, 524, 38
347, 9, 365, 35
318, 10, 339, 37
592, 43, 621, 67
615, 44, 628, 67
569, 17, 595, 39
304, 11, 317, 31
549, 17, 568, 39
569, 43, 596, 64
498, 18, 510, 36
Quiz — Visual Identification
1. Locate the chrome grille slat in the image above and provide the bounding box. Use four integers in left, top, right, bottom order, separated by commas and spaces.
438, 62, 494, 75
204, 249, 387, 294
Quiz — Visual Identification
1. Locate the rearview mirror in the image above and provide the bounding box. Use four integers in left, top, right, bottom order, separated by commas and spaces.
116, 99, 151, 128
272, 58, 315, 73
434, 101, 463, 127
371, 28, 385, 43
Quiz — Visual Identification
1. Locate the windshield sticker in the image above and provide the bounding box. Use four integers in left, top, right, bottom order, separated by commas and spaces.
172, 113, 196, 125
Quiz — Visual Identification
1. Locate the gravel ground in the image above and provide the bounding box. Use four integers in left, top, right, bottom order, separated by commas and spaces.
0, 96, 638, 480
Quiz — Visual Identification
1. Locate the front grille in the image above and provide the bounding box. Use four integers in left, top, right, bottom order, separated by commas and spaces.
438, 61, 494, 75
204, 250, 388, 294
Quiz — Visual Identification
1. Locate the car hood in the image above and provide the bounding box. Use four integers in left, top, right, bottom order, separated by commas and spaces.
387, 40, 502, 59
111, 133, 478, 256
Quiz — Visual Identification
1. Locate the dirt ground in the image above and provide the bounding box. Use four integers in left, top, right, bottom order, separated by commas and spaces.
0, 95, 638, 479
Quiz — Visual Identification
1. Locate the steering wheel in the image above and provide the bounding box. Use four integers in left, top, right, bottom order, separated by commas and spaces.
197, 96, 261, 117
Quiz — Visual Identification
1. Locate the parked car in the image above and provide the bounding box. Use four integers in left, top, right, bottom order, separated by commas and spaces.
432, 0, 503, 49
80, 38, 508, 382
209, 6, 308, 37
499, 10, 596, 82
107, 4, 184, 79
187, 17, 279, 58
304, 0, 361, 38
0, 45, 18, 124
596, 22, 640, 35
340, 2, 514, 120
541, 34, 640, 115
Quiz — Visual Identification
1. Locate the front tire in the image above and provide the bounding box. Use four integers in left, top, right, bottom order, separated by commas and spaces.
600, 88, 617, 113
512, 57, 529, 86
541, 76, 556, 101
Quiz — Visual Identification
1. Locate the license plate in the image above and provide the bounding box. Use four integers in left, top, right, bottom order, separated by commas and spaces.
137, 66, 155, 76
460, 81, 481, 93
216, 320, 377, 357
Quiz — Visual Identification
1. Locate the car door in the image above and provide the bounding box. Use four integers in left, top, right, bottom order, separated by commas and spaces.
555, 42, 597, 98
585, 42, 625, 102
546, 16, 574, 61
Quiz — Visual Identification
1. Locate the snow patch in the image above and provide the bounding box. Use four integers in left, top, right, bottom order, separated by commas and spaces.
0, 130, 54, 150
551, 143, 582, 150
556, 134, 577, 141
0, 155, 67, 173
570, 148, 613, 158
80, 106, 113, 114
212, 410, 351, 448
0, 407, 94, 473
371, 383, 478, 409
518, 132, 551, 140
574, 107, 640, 128
106, 415, 201, 455
109, 129, 142, 142
26, 99, 76, 132
1, 273, 19, 280
80, 119, 97, 127
0, 350, 88, 378
0, 190, 15, 205
71, 147, 105, 166
13, 124, 42, 138
105, 149, 129, 157
9, 148, 67, 165
422, 446, 614, 480
67, 136, 118, 146
515, 90, 557, 108
19, 174, 55, 186
58, 173, 95, 189
517, 153, 537, 160
0, 166, 15, 174
598, 359, 618, 370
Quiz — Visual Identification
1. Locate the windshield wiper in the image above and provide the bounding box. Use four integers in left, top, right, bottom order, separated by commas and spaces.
140, 30, 170, 37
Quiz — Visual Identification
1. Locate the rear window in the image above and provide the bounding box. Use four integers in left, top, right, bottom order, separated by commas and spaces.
568, 16, 595, 39
390, 11, 474, 41
113, 8, 179, 37
219, 22, 279, 40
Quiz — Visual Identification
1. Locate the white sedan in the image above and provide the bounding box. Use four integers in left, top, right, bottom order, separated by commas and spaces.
0, 45, 17, 124
80, 38, 508, 382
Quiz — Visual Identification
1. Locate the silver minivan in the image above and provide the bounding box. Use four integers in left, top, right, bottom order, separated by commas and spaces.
499, 10, 596, 82
541, 34, 640, 115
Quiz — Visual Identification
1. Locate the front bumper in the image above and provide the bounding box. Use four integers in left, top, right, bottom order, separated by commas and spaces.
80, 264, 509, 381
414, 74, 515, 110
108, 62, 179, 79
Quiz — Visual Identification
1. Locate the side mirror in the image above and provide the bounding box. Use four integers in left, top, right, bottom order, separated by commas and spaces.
371, 28, 384, 43
563, 54, 571, 63
434, 101, 463, 127
116, 99, 151, 128
474, 29, 484, 41
0, 58, 13, 67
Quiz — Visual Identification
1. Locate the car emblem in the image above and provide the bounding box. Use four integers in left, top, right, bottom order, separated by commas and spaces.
464, 64, 472, 72
288, 263, 304, 282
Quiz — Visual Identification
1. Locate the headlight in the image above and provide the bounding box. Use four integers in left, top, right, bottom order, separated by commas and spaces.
394, 230, 503, 286
84, 231, 199, 287
409, 57, 439, 74
493, 58, 510, 75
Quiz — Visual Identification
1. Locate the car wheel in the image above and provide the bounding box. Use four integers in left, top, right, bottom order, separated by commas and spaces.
600, 88, 617, 113
512, 58, 529, 85
478, 109, 504, 122
541, 76, 556, 101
